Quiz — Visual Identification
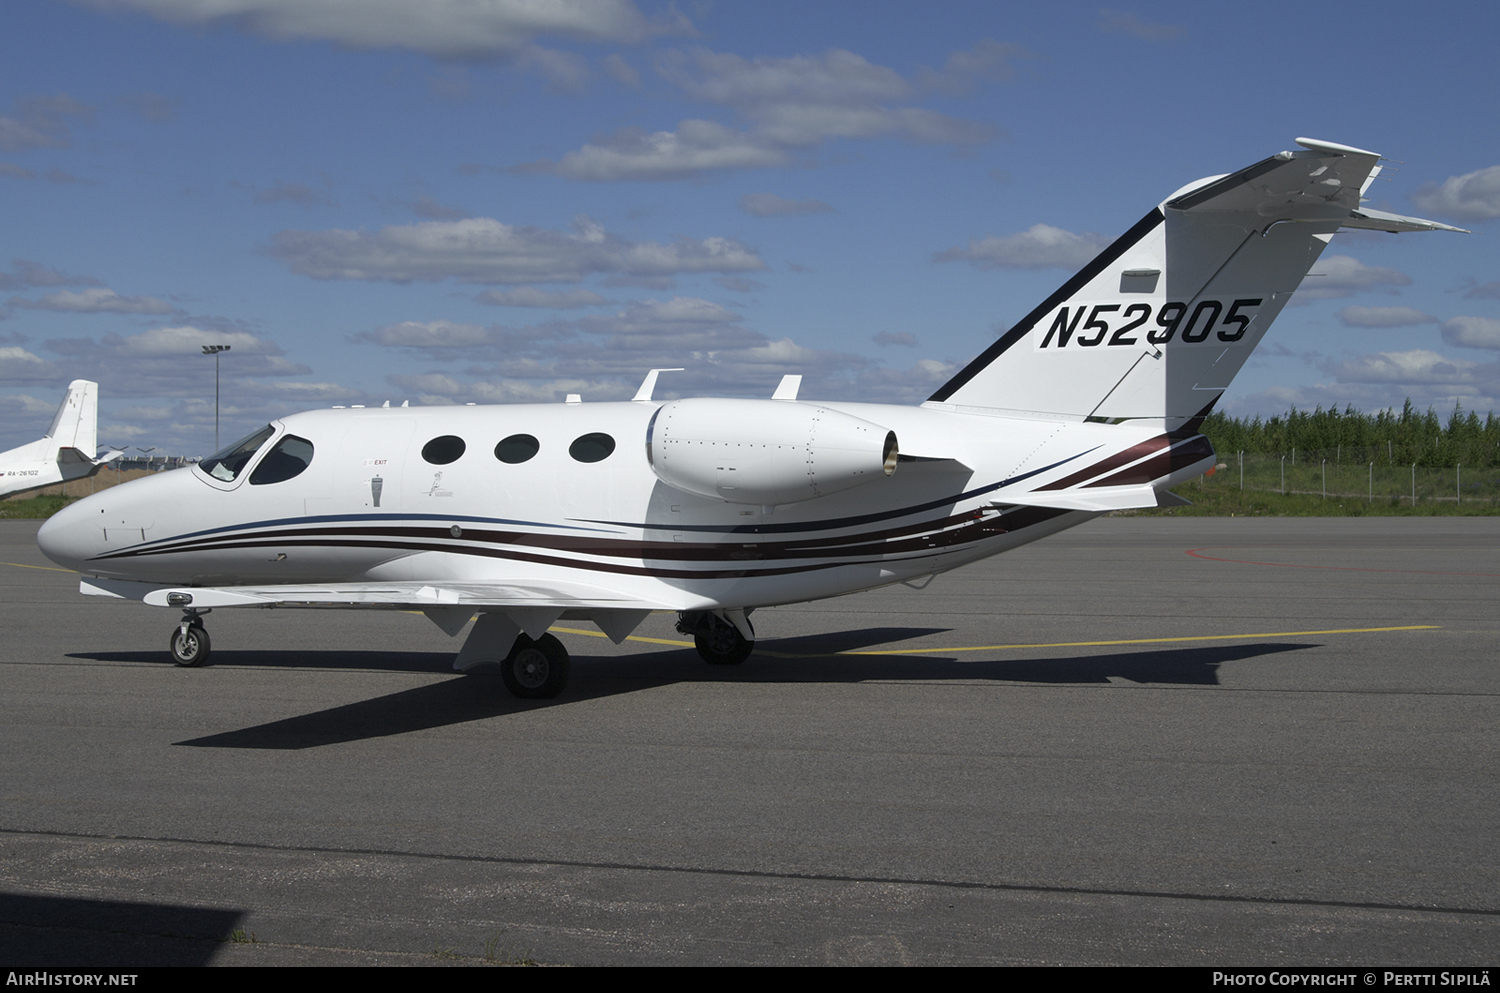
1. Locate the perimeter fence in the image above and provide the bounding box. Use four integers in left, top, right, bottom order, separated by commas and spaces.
1197, 448, 1500, 505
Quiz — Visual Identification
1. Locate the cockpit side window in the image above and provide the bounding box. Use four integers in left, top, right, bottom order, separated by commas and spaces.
249, 435, 315, 485
199, 425, 275, 482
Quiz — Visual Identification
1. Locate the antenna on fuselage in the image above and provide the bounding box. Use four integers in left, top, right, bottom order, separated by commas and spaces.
771, 375, 802, 401
633, 368, 685, 402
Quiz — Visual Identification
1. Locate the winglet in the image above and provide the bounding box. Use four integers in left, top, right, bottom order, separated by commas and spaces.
771, 374, 802, 401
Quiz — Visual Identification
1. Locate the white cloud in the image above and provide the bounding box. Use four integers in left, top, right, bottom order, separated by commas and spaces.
0, 346, 52, 368
387, 371, 624, 406
0, 346, 65, 386
0, 260, 101, 291
1294, 255, 1411, 301
74, 0, 686, 60
739, 192, 834, 217
934, 224, 1110, 271
358, 320, 512, 350
358, 296, 960, 405
117, 91, 179, 123
1324, 349, 1491, 386
513, 44, 590, 92
1221, 381, 1500, 421
1411, 165, 1500, 222
526, 45, 1001, 181
1096, 9, 1186, 42
43, 167, 93, 186
398, 194, 469, 221
917, 39, 1030, 94
714, 276, 766, 293
107, 325, 281, 357
658, 47, 912, 108
1442, 316, 1500, 350
1336, 306, 1437, 328
252, 181, 337, 208
270, 215, 765, 284
35, 324, 310, 403
248, 379, 364, 402
529, 119, 790, 181
573, 297, 751, 346
4, 392, 62, 414
475, 287, 609, 308
9, 287, 178, 315
602, 53, 642, 88
0, 94, 93, 152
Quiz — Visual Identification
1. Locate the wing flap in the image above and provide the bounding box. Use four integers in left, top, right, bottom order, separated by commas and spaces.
82, 576, 676, 612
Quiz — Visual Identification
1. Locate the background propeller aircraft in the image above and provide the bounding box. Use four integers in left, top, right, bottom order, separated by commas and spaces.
37, 140, 1465, 698
0, 380, 121, 501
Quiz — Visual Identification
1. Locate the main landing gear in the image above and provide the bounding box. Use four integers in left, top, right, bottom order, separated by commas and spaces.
677, 611, 755, 665
169, 610, 211, 667
500, 633, 571, 699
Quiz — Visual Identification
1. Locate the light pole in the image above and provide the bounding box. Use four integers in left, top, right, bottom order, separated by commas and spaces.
202, 345, 231, 450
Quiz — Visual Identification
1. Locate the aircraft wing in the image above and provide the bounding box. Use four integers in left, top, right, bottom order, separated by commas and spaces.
81, 576, 678, 612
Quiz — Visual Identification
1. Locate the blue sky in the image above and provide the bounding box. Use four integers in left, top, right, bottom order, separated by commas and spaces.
2, 0, 1496, 453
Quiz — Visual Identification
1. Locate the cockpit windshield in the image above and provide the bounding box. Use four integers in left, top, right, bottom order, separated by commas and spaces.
199, 425, 275, 482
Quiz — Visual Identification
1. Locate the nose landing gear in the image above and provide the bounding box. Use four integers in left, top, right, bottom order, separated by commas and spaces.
170, 610, 211, 667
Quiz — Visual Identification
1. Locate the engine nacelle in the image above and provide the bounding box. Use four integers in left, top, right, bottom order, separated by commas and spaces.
646, 398, 898, 506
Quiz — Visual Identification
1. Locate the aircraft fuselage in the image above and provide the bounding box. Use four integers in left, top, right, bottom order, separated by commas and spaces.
38, 400, 1188, 611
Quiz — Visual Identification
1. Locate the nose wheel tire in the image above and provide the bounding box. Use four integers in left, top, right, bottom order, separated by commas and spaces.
500, 633, 570, 699
170, 623, 211, 667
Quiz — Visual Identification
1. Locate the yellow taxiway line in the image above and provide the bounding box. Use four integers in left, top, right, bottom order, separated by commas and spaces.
551, 625, 695, 648
551, 624, 1439, 657
0, 560, 79, 574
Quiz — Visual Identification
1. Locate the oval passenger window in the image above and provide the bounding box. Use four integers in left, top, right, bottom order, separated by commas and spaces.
569, 433, 615, 463
422, 435, 466, 465
494, 434, 540, 464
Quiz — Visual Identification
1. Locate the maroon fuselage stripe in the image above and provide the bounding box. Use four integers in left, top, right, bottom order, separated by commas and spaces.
89, 507, 1069, 580
1084, 437, 1215, 488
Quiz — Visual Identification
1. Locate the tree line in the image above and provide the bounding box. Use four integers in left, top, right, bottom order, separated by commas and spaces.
1201, 401, 1500, 468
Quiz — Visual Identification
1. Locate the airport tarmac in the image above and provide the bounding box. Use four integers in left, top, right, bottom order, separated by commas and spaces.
0, 515, 1497, 966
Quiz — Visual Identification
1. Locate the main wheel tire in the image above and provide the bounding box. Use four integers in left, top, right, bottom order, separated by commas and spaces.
694, 614, 753, 665
501, 633, 570, 699
170, 624, 211, 667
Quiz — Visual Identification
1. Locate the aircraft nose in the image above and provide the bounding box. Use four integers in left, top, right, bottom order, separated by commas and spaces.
37, 497, 100, 573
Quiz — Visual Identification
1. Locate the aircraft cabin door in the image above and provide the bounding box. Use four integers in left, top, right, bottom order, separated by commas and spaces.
305, 416, 414, 518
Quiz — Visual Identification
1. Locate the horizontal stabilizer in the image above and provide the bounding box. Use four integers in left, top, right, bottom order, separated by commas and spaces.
989, 485, 1172, 513
1340, 207, 1469, 234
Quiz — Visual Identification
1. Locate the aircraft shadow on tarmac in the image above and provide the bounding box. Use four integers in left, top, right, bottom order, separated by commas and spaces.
158, 633, 1316, 751
0, 891, 243, 966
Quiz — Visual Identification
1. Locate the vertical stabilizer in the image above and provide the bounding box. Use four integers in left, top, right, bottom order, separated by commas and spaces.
926, 140, 1462, 429
46, 380, 99, 456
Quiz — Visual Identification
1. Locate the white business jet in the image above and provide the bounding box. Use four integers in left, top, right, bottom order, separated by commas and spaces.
0, 380, 121, 500
37, 140, 1465, 697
